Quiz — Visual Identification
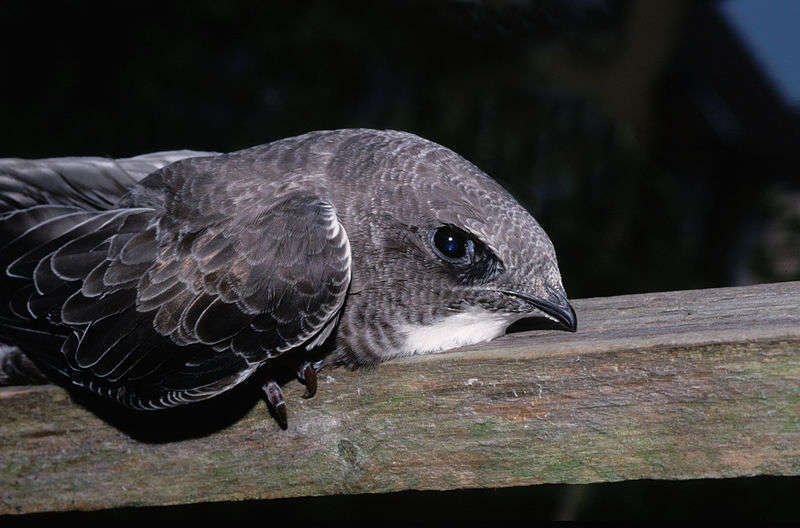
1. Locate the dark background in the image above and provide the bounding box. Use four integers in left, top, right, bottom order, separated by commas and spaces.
2, 0, 798, 520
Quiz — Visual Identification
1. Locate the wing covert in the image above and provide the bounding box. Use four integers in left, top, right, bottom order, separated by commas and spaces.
146, 192, 352, 363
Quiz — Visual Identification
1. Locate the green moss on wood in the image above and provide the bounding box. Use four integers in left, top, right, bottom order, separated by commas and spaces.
1, 283, 799, 514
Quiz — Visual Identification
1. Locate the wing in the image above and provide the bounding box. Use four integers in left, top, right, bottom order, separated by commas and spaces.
0, 150, 216, 212
0, 188, 351, 409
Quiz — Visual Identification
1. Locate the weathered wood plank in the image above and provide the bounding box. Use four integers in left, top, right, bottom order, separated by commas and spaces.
1, 282, 798, 514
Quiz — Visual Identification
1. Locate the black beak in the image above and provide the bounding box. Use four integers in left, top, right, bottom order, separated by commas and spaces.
499, 289, 578, 332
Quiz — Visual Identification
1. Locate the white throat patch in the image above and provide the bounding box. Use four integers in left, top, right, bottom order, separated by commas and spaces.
399, 309, 523, 357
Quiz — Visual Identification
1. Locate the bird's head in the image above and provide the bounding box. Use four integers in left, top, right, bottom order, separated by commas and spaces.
326, 130, 576, 366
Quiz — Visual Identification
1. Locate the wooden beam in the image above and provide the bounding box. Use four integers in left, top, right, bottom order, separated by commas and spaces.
1, 282, 798, 515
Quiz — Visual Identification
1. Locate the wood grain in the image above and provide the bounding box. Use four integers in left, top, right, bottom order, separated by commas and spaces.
1, 282, 798, 514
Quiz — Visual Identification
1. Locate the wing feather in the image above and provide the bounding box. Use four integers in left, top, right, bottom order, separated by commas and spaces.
1, 155, 351, 410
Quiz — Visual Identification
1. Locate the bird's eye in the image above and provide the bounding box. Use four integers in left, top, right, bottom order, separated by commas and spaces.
428, 225, 504, 283
432, 226, 471, 261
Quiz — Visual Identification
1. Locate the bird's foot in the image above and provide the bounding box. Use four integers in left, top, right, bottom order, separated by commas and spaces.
262, 380, 287, 430
297, 361, 318, 399
262, 361, 320, 429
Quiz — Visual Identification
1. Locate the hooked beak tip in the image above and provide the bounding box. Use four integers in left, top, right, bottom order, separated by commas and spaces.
499, 289, 578, 333
562, 302, 578, 332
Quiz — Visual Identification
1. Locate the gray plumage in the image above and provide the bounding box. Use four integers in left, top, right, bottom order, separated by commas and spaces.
0, 129, 575, 419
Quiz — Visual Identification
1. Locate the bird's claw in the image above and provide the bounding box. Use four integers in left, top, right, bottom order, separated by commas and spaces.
262, 380, 287, 430
297, 361, 318, 399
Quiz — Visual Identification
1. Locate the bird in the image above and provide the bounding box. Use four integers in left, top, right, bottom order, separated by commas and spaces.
0, 129, 576, 429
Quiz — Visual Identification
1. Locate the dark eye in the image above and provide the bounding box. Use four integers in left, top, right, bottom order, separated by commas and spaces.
428, 225, 505, 283
432, 226, 471, 261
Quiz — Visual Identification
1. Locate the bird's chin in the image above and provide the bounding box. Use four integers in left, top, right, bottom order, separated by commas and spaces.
395, 309, 529, 358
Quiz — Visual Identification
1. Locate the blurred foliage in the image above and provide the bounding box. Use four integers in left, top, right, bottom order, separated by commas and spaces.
750, 188, 800, 282
0, 0, 795, 298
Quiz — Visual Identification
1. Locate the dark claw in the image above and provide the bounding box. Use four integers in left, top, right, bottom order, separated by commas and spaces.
298, 361, 318, 399
262, 380, 288, 430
